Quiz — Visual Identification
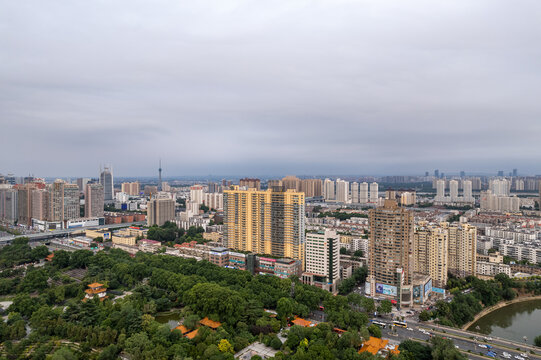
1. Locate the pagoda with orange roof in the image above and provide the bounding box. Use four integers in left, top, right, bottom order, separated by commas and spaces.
84, 282, 108, 301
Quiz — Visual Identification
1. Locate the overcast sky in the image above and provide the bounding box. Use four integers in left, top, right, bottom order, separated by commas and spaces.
1, 0, 541, 178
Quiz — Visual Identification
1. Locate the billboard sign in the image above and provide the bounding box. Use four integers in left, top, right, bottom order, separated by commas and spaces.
424, 279, 432, 296
375, 283, 397, 297
432, 287, 445, 295
413, 285, 421, 299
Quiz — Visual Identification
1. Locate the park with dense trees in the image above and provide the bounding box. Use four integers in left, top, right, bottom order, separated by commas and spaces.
0, 237, 466, 359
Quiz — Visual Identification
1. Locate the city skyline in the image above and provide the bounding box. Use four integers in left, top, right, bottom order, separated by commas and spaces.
2, 1, 541, 176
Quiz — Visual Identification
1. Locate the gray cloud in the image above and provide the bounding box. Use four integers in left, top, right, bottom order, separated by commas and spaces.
1, 0, 541, 177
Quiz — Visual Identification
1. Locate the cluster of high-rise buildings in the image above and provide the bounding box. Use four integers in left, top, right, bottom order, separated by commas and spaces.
4, 167, 541, 305
480, 179, 521, 212
434, 179, 474, 205
323, 179, 380, 204
219, 183, 480, 299
0, 168, 117, 230
0, 179, 104, 229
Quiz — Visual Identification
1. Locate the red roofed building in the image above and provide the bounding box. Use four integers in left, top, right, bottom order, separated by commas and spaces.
199, 317, 222, 329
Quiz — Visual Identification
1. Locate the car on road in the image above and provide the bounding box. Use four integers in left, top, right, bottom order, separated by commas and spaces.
478, 344, 488, 349
520, 353, 529, 358
514, 356, 525, 360
502, 352, 511, 359
454, 345, 459, 349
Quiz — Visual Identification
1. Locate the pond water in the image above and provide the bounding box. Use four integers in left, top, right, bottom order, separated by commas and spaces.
155, 311, 182, 329
467, 299, 541, 345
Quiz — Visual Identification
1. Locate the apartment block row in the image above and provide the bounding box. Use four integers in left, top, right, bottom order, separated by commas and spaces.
0, 179, 105, 229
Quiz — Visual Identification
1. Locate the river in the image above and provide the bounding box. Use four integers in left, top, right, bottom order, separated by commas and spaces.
467, 299, 541, 345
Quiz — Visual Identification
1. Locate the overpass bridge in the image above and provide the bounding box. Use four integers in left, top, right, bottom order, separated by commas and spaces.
0, 222, 146, 245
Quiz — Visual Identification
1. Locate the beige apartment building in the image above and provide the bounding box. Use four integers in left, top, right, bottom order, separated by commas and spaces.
413, 223, 448, 288
85, 183, 104, 218
300, 179, 323, 197
448, 223, 477, 277
147, 192, 175, 226
121, 182, 140, 196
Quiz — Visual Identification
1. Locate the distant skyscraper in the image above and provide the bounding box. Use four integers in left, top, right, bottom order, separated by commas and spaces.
282, 175, 301, 191
460, 171, 465, 178
436, 179, 445, 201
335, 179, 349, 203
31, 189, 49, 221
190, 185, 204, 205
434, 169, 439, 178
267, 179, 283, 191
400, 191, 416, 206
490, 178, 510, 196
203, 192, 223, 210
471, 177, 482, 191
223, 187, 305, 263
239, 178, 261, 190
208, 182, 219, 193
449, 180, 459, 202
463, 180, 473, 201
76, 178, 90, 193
351, 182, 359, 203
323, 179, 335, 201
497, 170, 504, 177
85, 183, 104, 218
368, 199, 413, 301
369, 182, 379, 203
359, 182, 369, 204
48, 180, 79, 223
425, 171, 429, 177
99, 167, 114, 202
513, 168, 518, 177
300, 179, 323, 197
0, 187, 18, 224
147, 192, 175, 226
121, 182, 140, 196
17, 183, 37, 226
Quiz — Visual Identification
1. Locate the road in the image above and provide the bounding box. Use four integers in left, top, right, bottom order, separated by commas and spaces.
376, 319, 540, 360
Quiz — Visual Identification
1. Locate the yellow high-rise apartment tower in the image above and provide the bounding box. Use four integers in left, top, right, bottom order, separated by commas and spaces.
223, 186, 305, 264
368, 199, 413, 300
448, 223, 477, 277
413, 222, 449, 288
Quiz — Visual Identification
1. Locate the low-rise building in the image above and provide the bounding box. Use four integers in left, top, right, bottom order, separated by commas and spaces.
112, 233, 137, 246
86, 229, 112, 241
209, 247, 229, 267
476, 261, 511, 277
203, 231, 222, 243
112, 242, 139, 255
138, 239, 162, 253
274, 258, 302, 279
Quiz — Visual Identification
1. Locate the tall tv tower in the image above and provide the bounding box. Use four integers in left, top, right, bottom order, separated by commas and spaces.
158, 159, 162, 192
